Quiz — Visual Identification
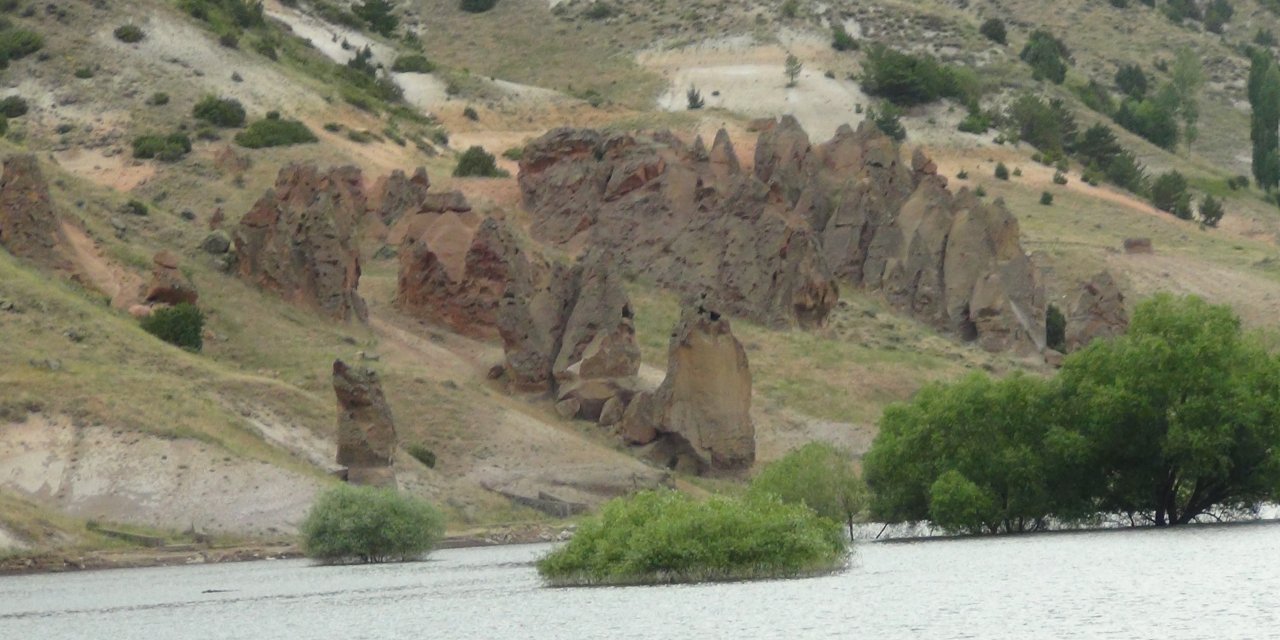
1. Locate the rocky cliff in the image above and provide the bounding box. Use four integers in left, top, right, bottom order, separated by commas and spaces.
333, 359, 397, 488
0, 154, 72, 272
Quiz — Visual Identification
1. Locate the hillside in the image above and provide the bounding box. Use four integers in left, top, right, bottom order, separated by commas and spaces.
1, 0, 1278, 559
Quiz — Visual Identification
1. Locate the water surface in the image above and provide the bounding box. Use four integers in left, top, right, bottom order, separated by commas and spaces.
3, 523, 1277, 639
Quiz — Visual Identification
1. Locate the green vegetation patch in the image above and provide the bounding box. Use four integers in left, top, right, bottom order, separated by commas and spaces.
453, 145, 508, 177
132, 132, 193, 161
748, 442, 867, 538
140, 303, 204, 351
536, 490, 848, 586
301, 485, 445, 564
193, 95, 247, 128
390, 54, 435, 73
234, 115, 317, 148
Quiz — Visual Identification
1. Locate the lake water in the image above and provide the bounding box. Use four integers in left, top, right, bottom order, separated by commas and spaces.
3, 522, 1278, 639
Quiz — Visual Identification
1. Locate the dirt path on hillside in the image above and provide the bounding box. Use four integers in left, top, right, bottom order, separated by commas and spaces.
60, 223, 145, 309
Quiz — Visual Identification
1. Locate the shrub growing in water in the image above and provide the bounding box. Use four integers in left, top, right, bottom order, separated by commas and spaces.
748, 442, 867, 537
234, 116, 318, 148
140, 303, 204, 351
193, 95, 247, 127
536, 490, 847, 586
453, 145, 508, 177
301, 484, 445, 564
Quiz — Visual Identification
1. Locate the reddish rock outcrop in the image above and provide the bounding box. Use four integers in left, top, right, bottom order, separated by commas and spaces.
518, 119, 1047, 352
333, 359, 397, 488
0, 154, 72, 271
233, 164, 368, 322
619, 296, 754, 473
396, 216, 539, 336
144, 250, 198, 306
1064, 271, 1128, 352
368, 167, 431, 228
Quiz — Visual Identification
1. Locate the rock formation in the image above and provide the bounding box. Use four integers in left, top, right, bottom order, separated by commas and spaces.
518, 119, 1047, 352
332, 359, 397, 487
619, 296, 754, 473
496, 249, 642, 421
0, 154, 72, 271
396, 216, 539, 337
144, 250, 198, 306
1064, 271, 1128, 352
233, 164, 368, 322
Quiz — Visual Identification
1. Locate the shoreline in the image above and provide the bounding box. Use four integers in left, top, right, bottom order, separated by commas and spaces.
0, 524, 573, 577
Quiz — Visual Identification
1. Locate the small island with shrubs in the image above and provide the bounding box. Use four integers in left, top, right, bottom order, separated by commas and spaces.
301, 484, 445, 564
535, 489, 848, 587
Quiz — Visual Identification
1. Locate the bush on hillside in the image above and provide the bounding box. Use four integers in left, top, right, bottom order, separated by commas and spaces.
1040, 190, 1054, 205
0, 95, 25, 117
994, 162, 1009, 180
1046, 304, 1066, 351
113, 24, 145, 43
860, 44, 978, 106
353, 0, 397, 36
140, 303, 204, 351
407, 444, 436, 468
453, 145, 508, 177
233, 116, 318, 148
301, 485, 445, 564
460, 0, 497, 13
748, 442, 867, 537
390, 54, 435, 73
1115, 63, 1148, 99
1199, 194, 1225, 227
147, 92, 170, 106
979, 18, 1006, 45
831, 23, 857, 51
536, 490, 848, 586
868, 103, 906, 141
132, 132, 193, 161
1150, 170, 1192, 219
1019, 30, 1070, 84
193, 95, 247, 127
0, 26, 43, 68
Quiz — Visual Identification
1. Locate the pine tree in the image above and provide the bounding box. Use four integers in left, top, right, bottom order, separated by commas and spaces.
1251, 54, 1280, 191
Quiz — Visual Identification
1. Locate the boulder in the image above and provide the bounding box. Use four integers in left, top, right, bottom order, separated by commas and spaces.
618, 296, 754, 473
233, 164, 368, 322
200, 230, 231, 255
144, 250, 198, 306
0, 154, 72, 271
1064, 271, 1128, 352
332, 359, 397, 487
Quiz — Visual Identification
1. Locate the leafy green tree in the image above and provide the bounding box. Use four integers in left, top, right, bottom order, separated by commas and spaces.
354, 0, 397, 36
864, 373, 1085, 534
1058, 295, 1280, 526
785, 53, 802, 87
1170, 48, 1203, 152
1046, 303, 1066, 351
1006, 94, 1077, 156
1199, 194, 1225, 227
139, 303, 204, 351
193, 95, 246, 127
860, 45, 976, 106
748, 442, 868, 537
301, 484, 445, 563
1150, 170, 1192, 218
868, 102, 906, 141
453, 145, 508, 177
1249, 52, 1280, 190
1020, 30, 1069, 84
979, 18, 1006, 45
1115, 95, 1179, 150
1114, 63, 1148, 100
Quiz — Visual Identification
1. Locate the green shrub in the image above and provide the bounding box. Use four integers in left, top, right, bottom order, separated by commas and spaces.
1115, 96, 1178, 150
1020, 30, 1069, 84
1150, 170, 1192, 218
462, 105, 478, 121
0, 27, 43, 68
0, 114, 7, 137
460, 0, 497, 13
686, 85, 704, 110
140, 303, 204, 351
979, 18, 1006, 45
1046, 304, 1066, 351
132, 132, 193, 161
390, 54, 435, 73
956, 169, 968, 180
234, 117, 318, 148
748, 442, 867, 537
502, 146, 523, 161
301, 485, 445, 564
252, 36, 278, 60
583, 2, 616, 19
353, 0, 397, 36
146, 92, 170, 106
1115, 63, 1148, 99
113, 24, 145, 43
453, 145, 508, 177
536, 490, 848, 586
1199, 194, 1225, 227
1052, 171, 1068, 185
1039, 191, 1054, 205
831, 23, 857, 51
193, 95, 246, 127
957, 109, 989, 134
1103, 150, 1148, 193
975, 185, 987, 197
861, 44, 978, 106
74, 66, 94, 79
0, 95, 25, 117
407, 444, 436, 468
123, 199, 149, 216
780, 0, 799, 18
994, 162, 1009, 180
868, 103, 906, 141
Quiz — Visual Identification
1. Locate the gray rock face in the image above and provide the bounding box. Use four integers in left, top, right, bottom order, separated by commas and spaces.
333, 359, 396, 488
1064, 271, 1128, 352
234, 164, 368, 322
619, 296, 754, 473
518, 120, 1047, 352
